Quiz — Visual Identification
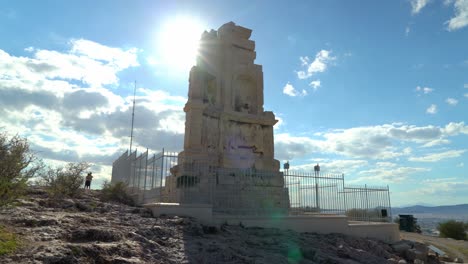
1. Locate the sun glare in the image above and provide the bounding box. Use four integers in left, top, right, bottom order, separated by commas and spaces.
157, 16, 206, 72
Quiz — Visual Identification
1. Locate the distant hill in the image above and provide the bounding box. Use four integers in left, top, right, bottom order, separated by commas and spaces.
392, 204, 468, 216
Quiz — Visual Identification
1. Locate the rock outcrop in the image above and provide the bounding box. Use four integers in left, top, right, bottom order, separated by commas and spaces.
0, 188, 440, 263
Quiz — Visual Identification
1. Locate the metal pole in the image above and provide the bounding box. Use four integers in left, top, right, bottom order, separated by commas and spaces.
160, 148, 165, 191
387, 185, 392, 221
132, 149, 137, 193
129, 81, 137, 153
342, 174, 346, 215
315, 171, 320, 212
365, 184, 369, 221
143, 149, 148, 202
151, 154, 156, 189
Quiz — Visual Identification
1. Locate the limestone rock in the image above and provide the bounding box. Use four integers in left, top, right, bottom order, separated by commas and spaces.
0, 188, 441, 264
391, 241, 411, 254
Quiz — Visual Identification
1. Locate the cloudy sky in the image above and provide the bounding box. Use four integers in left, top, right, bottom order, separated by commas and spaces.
1, 0, 467, 206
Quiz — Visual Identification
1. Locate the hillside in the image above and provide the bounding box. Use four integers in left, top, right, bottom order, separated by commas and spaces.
0, 188, 441, 264
400, 232, 468, 262
393, 204, 468, 216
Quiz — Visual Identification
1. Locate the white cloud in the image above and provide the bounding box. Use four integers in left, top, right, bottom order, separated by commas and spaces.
443, 121, 468, 135
446, 97, 458, 105
322, 127, 402, 160
465, 93, 468, 98
299, 56, 309, 66
409, 149, 466, 162
274, 116, 284, 130
405, 26, 411, 36
411, 0, 430, 14
388, 125, 442, 141
464, 83, 468, 88
0, 40, 139, 89
275, 122, 468, 161
446, 0, 468, 31
426, 104, 437, 114
309, 80, 321, 91
294, 159, 368, 175
70, 39, 139, 70
0, 41, 185, 185
417, 178, 468, 196
297, 50, 335, 79
457, 162, 464, 167
274, 133, 322, 160
422, 138, 451, 147
282, 82, 307, 97
415, 86, 434, 94
445, 0, 455, 6
358, 165, 430, 183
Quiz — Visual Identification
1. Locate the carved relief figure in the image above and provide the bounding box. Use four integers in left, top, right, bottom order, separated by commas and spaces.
203, 73, 217, 105
234, 76, 257, 114
201, 116, 219, 152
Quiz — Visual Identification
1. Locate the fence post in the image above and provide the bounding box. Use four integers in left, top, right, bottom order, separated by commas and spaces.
342, 174, 346, 215
315, 172, 320, 212
365, 184, 369, 222
142, 149, 148, 203
151, 154, 155, 189
133, 149, 138, 194
387, 185, 392, 221
159, 148, 164, 200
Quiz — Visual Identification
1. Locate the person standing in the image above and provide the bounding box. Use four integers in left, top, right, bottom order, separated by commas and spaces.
85, 172, 93, 189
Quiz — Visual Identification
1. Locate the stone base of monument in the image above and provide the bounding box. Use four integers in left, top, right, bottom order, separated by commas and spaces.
144, 203, 213, 225
143, 203, 399, 243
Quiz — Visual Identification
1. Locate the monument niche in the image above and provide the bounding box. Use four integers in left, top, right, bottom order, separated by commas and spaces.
162, 22, 289, 214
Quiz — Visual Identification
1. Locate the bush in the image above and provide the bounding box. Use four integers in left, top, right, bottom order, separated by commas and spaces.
0, 225, 18, 255
0, 133, 42, 207
100, 181, 134, 206
437, 220, 467, 240
38, 162, 90, 198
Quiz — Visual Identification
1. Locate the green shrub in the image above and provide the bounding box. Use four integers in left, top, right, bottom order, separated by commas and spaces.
38, 162, 90, 198
0, 133, 42, 207
0, 225, 18, 255
437, 220, 467, 240
100, 181, 134, 206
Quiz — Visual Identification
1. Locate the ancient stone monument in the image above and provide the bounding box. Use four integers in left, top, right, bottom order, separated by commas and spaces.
141, 22, 399, 242
162, 22, 289, 214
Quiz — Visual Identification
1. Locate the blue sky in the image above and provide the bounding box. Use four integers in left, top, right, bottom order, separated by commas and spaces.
0, 0, 467, 206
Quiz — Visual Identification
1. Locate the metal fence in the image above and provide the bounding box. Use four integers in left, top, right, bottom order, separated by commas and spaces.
112, 150, 392, 221
284, 170, 392, 221
111, 149, 178, 202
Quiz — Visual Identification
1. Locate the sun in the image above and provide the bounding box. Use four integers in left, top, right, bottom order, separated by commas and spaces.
157, 16, 206, 72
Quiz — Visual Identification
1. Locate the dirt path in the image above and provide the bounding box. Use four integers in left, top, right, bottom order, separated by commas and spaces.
400, 231, 468, 261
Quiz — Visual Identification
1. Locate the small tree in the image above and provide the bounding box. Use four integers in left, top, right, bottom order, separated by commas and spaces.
437, 220, 467, 240
38, 162, 90, 198
0, 133, 42, 207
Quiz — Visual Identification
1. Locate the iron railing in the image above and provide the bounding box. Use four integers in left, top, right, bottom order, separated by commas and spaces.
112, 150, 392, 221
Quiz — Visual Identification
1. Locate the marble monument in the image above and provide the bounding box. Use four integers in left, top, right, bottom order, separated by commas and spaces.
163, 22, 289, 214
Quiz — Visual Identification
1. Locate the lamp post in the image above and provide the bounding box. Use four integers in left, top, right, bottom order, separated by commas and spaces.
283, 161, 290, 174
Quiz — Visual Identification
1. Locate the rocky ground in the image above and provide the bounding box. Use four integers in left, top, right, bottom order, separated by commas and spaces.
0, 188, 443, 264
400, 232, 467, 263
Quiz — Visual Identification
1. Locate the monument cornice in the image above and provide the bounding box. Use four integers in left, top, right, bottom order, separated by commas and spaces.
220, 111, 277, 126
